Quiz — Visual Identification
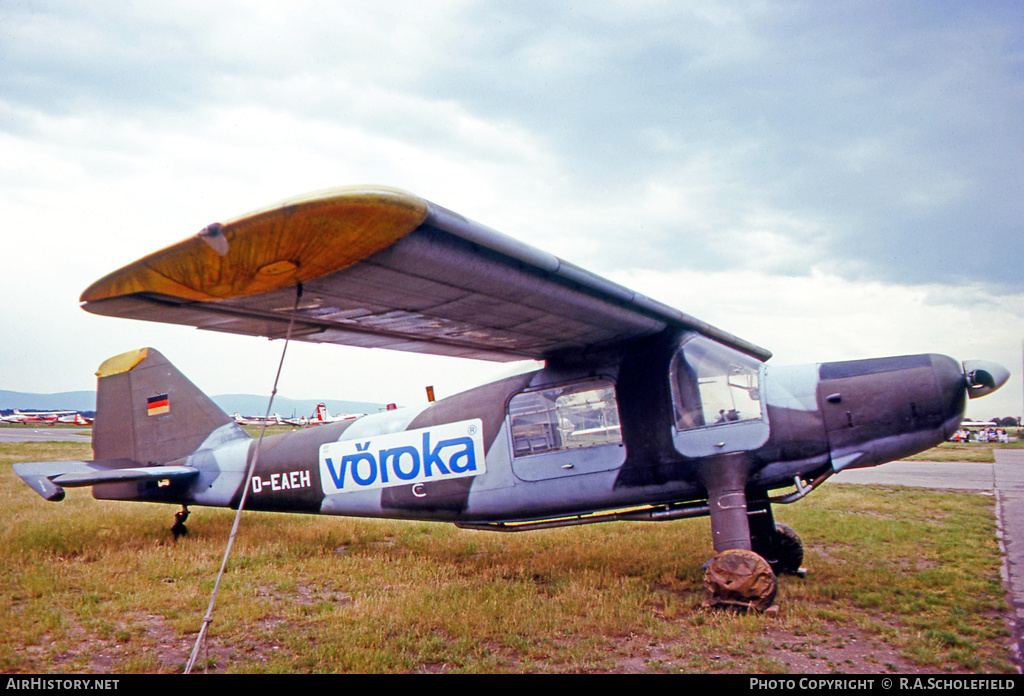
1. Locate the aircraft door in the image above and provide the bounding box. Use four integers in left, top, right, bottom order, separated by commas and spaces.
670, 336, 769, 459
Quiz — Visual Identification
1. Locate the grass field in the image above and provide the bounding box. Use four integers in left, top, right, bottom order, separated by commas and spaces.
1, 439, 1016, 674
904, 437, 1024, 463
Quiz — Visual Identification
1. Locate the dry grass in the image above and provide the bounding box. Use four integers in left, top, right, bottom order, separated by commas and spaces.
1, 440, 1015, 673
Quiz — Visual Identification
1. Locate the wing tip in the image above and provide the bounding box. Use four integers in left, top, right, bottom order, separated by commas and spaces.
79, 185, 430, 307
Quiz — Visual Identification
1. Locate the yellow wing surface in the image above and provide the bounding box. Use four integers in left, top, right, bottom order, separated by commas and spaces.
81, 186, 770, 363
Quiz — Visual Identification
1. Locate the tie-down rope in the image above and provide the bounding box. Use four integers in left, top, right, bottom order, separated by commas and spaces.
185, 284, 303, 674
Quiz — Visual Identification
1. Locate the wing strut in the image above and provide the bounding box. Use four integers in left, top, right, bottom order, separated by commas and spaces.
185, 284, 304, 674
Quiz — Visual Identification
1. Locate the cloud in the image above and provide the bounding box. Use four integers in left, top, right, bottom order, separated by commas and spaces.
609, 265, 1024, 420
0, 1, 1020, 419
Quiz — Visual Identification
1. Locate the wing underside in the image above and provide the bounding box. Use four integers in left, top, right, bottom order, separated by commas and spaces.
80, 187, 770, 363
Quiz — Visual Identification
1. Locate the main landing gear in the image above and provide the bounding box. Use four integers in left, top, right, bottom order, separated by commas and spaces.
702, 548, 779, 612
700, 475, 806, 612
755, 522, 805, 578
702, 523, 806, 612
171, 505, 190, 540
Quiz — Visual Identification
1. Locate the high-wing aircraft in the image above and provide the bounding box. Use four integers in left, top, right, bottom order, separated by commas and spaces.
232, 413, 271, 427
3, 409, 79, 425
313, 403, 365, 425
272, 413, 310, 427
56, 412, 93, 426
13, 186, 1010, 610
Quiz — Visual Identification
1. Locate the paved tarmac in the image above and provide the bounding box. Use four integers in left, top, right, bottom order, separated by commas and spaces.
0, 427, 91, 443
837, 451, 1024, 670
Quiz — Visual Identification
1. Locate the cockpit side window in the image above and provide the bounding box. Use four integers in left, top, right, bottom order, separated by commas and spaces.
670, 337, 763, 431
509, 380, 622, 457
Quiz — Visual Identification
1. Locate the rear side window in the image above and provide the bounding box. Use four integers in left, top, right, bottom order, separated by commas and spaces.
509, 380, 621, 457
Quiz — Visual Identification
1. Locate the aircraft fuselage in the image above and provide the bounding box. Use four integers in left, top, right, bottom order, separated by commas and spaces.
95, 330, 970, 539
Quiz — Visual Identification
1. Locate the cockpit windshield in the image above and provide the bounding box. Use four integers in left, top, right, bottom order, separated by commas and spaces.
670, 336, 763, 430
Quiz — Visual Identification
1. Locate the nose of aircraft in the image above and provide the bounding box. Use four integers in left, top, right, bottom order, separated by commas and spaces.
811, 353, 1010, 467
962, 359, 1011, 399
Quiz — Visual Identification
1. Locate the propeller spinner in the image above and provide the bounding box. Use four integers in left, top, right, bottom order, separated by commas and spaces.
963, 359, 1011, 399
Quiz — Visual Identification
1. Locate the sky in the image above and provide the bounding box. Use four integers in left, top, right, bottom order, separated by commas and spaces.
1, 0, 1022, 421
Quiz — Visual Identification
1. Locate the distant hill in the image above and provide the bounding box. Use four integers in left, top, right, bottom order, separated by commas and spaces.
0, 389, 385, 419
0, 390, 96, 413
212, 394, 385, 419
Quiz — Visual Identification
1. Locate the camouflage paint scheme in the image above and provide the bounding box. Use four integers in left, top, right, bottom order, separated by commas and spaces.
13, 187, 1009, 602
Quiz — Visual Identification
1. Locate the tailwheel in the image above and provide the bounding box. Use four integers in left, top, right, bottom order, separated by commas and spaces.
171, 505, 190, 540
702, 548, 777, 613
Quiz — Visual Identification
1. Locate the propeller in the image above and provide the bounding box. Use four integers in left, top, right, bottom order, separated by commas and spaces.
962, 359, 1010, 399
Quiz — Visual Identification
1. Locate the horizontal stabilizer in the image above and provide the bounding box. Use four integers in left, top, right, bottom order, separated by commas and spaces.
13, 460, 199, 502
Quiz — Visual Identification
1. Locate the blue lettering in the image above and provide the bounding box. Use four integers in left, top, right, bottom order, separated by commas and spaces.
324, 456, 346, 489
382, 445, 420, 481
324, 425, 483, 493
345, 442, 377, 487
422, 432, 451, 476
445, 437, 476, 473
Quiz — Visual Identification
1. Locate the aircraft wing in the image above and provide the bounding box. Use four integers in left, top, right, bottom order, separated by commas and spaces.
13, 460, 199, 501
80, 186, 770, 363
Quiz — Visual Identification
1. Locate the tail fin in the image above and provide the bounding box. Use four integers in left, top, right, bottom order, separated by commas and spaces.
93, 348, 246, 464
13, 348, 247, 502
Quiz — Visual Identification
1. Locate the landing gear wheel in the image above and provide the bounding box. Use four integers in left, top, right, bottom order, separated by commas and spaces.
770, 523, 804, 576
171, 506, 190, 540
702, 548, 777, 613
753, 523, 805, 576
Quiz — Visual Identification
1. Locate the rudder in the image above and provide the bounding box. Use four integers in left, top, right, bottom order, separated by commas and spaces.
93, 348, 246, 465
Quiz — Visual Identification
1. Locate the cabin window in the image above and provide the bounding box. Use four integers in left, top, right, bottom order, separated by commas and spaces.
670, 336, 763, 431
509, 380, 622, 456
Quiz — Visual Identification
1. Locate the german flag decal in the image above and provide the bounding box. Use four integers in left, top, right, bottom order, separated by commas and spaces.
147, 394, 170, 416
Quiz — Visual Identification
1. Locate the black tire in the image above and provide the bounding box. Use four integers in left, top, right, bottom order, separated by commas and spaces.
770, 523, 804, 575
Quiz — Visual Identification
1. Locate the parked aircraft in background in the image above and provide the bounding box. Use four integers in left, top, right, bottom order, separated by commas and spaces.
3, 409, 81, 425
232, 412, 310, 427
272, 413, 309, 427
313, 403, 364, 424
231, 413, 271, 427
13, 187, 1010, 610
56, 413, 93, 426
237, 405, 365, 428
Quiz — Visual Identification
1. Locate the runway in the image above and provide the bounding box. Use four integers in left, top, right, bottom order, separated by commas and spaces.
837, 450, 1024, 670
0, 427, 91, 443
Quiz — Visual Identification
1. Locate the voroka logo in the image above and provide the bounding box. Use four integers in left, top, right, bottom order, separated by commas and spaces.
319, 419, 485, 495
